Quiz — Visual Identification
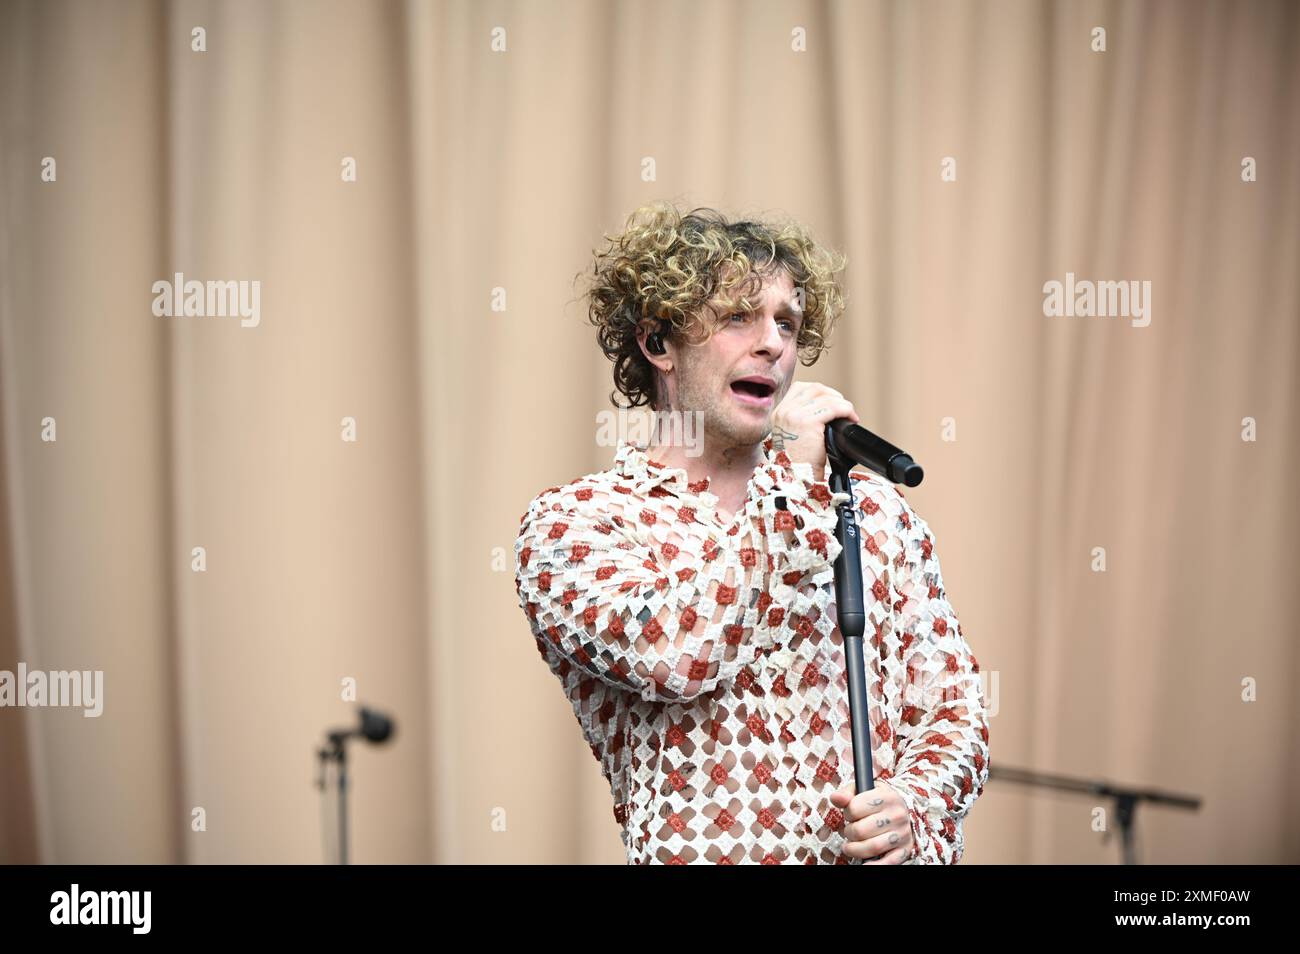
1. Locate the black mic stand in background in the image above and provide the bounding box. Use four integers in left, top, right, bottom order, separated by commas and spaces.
988, 765, 1202, 864
316, 706, 395, 865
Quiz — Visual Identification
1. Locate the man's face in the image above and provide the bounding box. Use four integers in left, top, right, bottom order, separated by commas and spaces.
667, 269, 803, 448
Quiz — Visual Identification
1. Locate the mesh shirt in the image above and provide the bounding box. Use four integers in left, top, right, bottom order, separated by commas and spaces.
514, 437, 989, 864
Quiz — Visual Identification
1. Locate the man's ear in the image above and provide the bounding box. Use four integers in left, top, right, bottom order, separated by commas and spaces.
637, 322, 673, 372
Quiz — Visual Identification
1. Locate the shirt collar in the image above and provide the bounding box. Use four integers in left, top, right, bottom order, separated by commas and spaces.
612, 436, 778, 494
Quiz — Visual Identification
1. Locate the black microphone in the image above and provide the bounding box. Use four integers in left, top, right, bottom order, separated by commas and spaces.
359, 707, 394, 742
826, 419, 924, 487
327, 706, 395, 746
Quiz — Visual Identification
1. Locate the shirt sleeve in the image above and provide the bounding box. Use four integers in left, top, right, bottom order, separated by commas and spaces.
514, 447, 851, 704
884, 491, 990, 865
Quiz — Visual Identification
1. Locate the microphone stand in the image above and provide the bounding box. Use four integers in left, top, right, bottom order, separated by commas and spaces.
316, 734, 350, 864
316, 707, 393, 865
988, 765, 1202, 864
825, 423, 874, 794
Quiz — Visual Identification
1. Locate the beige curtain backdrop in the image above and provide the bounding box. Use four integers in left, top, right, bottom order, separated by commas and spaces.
1, 0, 1296, 864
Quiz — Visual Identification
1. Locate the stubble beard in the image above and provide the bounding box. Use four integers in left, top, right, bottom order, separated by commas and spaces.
675, 363, 770, 457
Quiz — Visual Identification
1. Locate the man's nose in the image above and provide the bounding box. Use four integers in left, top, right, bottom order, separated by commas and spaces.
753, 315, 785, 355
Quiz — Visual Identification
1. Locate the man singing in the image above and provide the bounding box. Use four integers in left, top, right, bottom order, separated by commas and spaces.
514, 203, 989, 864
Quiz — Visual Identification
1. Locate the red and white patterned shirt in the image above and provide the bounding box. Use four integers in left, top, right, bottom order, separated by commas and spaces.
514, 437, 989, 864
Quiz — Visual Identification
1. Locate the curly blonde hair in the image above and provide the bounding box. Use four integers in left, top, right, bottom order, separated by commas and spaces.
577, 201, 848, 409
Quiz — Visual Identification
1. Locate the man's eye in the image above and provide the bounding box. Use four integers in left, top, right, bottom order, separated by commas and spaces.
726, 312, 798, 333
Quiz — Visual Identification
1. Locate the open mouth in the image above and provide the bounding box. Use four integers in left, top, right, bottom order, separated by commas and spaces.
729, 377, 777, 407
